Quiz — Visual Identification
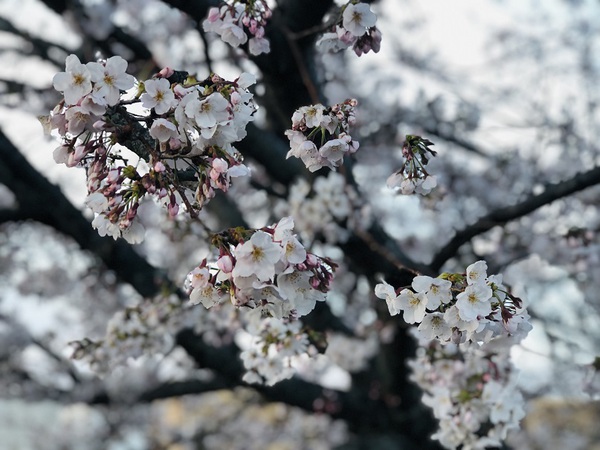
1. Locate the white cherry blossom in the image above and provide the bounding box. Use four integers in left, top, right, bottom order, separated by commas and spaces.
141, 78, 176, 114
149, 118, 178, 143
456, 283, 493, 322
466, 260, 488, 286
185, 92, 230, 128
418, 312, 453, 341
342, 2, 377, 37
397, 288, 428, 323
374, 281, 400, 316
412, 275, 453, 310
53, 54, 93, 105
232, 231, 283, 282
87, 56, 135, 106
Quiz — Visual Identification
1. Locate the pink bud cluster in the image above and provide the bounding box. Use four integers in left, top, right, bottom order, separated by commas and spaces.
386, 135, 438, 195
45, 54, 257, 243
185, 217, 337, 320
203, 0, 272, 55
285, 99, 359, 172
317, 1, 382, 57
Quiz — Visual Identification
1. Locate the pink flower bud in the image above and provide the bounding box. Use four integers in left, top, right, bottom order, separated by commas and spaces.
157, 67, 175, 79
207, 7, 220, 22
217, 255, 234, 273
169, 138, 182, 150
93, 120, 107, 131
230, 91, 241, 105
168, 202, 179, 218
306, 253, 319, 267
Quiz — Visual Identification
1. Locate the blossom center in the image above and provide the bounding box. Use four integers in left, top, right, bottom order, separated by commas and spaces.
251, 245, 265, 261
103, 74, 115, 87
73, 73, 86, 86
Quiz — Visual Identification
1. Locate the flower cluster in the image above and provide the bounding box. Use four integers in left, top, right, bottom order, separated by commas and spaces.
276, 172, 360, 244
376, 261, 531, 449
240, 318, 310, 385
375, 261, 531, 345
45, 55, 256, 243
69, 295, 187, 374
317, 1, 382, 57
203, 0, 272, 55
285, 100, 359, 172
185, 217, 336, 320
410, 340, 526, 449
386, 135, 438, 195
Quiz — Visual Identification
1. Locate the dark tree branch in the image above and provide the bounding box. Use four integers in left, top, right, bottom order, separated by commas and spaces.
431, 165, 600, 271
175, 328, 442, 449
0, 208, 25, 224
422, 124, 488, 157
137, 378, 231, 402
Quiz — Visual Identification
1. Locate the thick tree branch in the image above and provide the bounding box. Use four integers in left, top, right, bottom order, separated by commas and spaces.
431, 165, 600, 271
137, 378, 231, 403
175, 328, 442, 449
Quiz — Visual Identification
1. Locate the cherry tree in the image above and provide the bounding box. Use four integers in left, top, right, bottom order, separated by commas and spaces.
1, 0, 600, 449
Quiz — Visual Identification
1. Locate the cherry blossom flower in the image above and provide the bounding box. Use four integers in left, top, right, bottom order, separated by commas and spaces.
342, 2, 377, 37
418, 312, 452, 341
53, 54, 93, 105
87, 56, 135, 106
65, 106, 93, 135
317, 2, 381, 57
466, 260, 488, 285
286, 99, 359, 172
456, 283, 493, 322
149, 118, 178, 143
232, 231, 283, 282
277, 270, 325, 316
203, 1, 272, 55
185, 92, 230, 128
249, 36, 270, 55
374, 281, 400, 316
397, 288, 428, 323
141, 78, 176, 114
411, 275, 452, 310
190, 283, 224, 308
